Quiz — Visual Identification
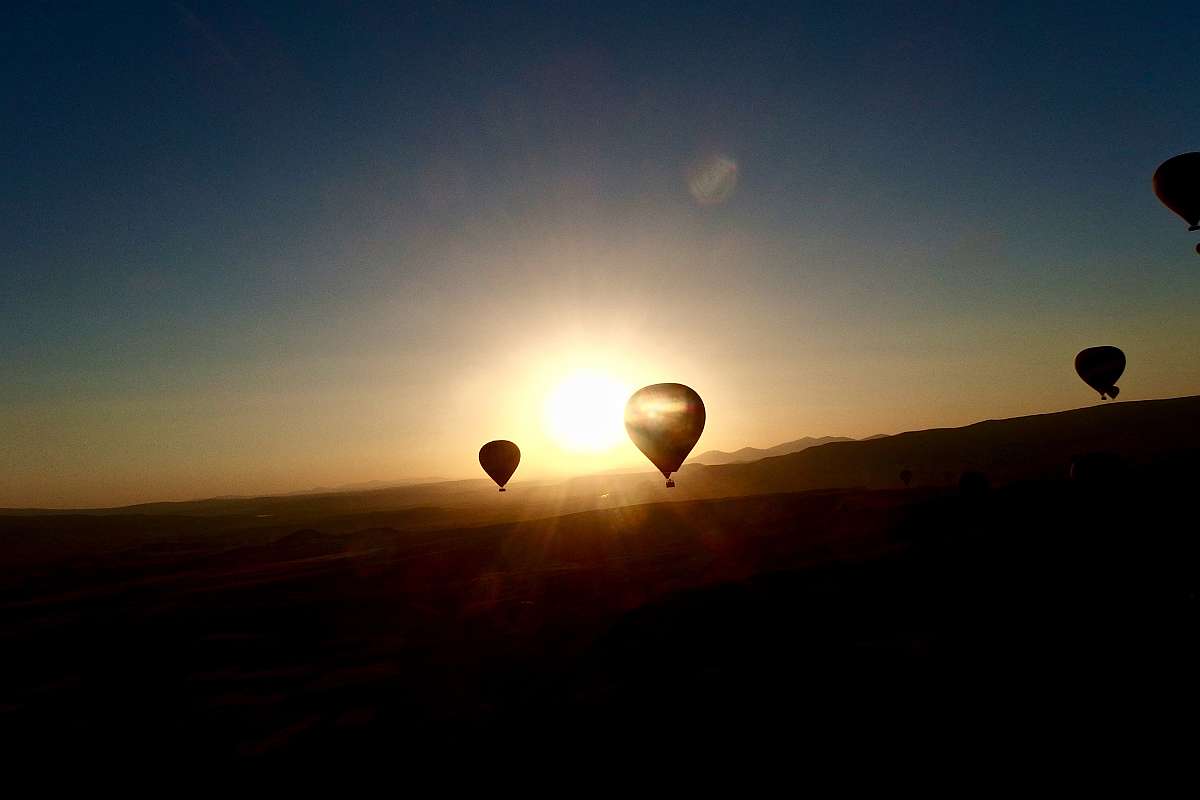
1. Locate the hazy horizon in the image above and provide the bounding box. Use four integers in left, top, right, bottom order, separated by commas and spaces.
5, 2, 1200, 507
8, 391, 1199, 509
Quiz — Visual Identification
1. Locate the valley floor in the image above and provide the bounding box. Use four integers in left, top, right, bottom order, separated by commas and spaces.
1, 465, 1197, 763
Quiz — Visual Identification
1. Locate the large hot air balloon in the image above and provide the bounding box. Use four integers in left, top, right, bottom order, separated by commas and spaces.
1153, 153, 1200, 232
1074, 346, 1125, 400
624, 383, 705, 488
478, 440, 520, 492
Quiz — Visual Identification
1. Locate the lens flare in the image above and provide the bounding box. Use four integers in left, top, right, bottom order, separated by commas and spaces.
688, 154, 738, 205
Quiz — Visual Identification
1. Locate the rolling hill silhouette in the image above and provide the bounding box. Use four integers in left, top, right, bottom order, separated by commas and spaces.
3, 396, 1197, 573
678, 394, 1200, 496
2, 395, 1198, 762
689, 435, 855, 465
3, 396, 1197, 535
3, 436, 1196, 761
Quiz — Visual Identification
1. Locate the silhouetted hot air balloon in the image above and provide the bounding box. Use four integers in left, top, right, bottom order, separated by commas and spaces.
478, 440, 520, 492
1074, 346, 1125, 400
624, 383, 705, 488
899, 469, 913, 487
1152, 152, 1200, 232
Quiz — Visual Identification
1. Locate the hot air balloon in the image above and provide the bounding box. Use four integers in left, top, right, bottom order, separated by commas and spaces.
624, 383, 705, 488
1152, 153, 1200, 232
1074, 346, 1125, 400
478, 440, 520, 492
899, 469, 913, 488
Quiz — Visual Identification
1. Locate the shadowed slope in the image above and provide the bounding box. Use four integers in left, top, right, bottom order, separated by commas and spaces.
2, 455, 1196, 762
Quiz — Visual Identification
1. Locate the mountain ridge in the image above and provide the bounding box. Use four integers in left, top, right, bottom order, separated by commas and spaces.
690, 435, 856, 465
4, 396, 1197, 522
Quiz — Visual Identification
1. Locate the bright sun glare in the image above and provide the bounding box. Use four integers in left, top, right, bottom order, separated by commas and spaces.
543, 370, 632, 453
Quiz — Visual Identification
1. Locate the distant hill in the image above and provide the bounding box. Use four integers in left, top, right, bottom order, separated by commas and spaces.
682, 395, 1200, 497
4, 397, 1198, 759
4, 397, 1198, 540
5, 404, 1196, 760
281, 477, 449, 495
690, 436, 855, 465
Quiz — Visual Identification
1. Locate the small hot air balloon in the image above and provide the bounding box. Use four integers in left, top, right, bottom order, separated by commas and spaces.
479, 440, 520, 492
624, 383, 705, 488
899, 469, 913, 488
1074, 346, 1125, 400
1152, 153, 1200, 232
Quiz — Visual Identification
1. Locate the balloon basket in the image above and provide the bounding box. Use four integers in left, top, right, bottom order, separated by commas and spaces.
498, 487, 506, 492
665, 479, 675, 488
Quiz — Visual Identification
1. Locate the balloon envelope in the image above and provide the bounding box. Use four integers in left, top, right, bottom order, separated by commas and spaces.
478, 440, 520, 490
1152, 152, 1200, 230
1075, 346, 1125, 400
624, 383, 705, 484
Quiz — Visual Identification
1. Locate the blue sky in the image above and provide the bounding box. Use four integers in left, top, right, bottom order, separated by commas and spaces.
3, 2, 1199, 506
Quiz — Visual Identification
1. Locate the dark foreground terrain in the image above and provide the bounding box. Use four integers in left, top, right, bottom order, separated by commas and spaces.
2, 404, 1199, 764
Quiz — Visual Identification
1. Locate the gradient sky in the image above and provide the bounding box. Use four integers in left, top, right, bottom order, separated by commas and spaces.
4, 1, 1200, 507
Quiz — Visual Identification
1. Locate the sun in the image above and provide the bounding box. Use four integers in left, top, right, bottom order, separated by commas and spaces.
543, 370, 632, 452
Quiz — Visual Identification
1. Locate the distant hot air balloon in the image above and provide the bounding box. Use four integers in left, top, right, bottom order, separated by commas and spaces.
1152, 153, 1200, 232
478, 440, 520, 492
1074, 346, 1125, 400
899, 469, 913, 488
624, 383, 705, 488
1080, 347, 1123, 402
